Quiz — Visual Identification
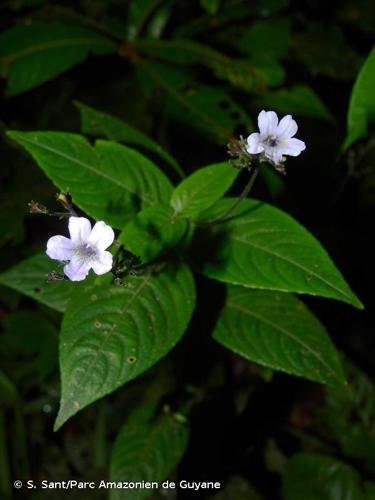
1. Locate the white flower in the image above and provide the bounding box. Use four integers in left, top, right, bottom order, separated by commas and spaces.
46, 217, 115, 282
246, 110, 306, 165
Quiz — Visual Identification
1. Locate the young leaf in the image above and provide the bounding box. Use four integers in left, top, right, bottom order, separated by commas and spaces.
214, 286, 346, 388
76, 101, 184, 178
344, 46, 375, 149
119, 205, 188, 264
110, 404, 188, 500
0, 254, 73, 313
170, 162, 238, 218
0, 21, 115, 95
283, 453, 366, 500
195, 198, 362, 308
7, 131, 173, 229
54, 261, 195, 430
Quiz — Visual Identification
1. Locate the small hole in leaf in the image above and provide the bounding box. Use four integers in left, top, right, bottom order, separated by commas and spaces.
94, 321, 101, 328
127, 356, 137, 364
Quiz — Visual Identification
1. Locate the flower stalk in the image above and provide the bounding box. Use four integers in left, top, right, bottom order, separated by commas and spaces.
203, 166, 259, 226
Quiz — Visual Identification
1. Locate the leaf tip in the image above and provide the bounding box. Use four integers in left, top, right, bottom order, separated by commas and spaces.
6, 130, 18, 139
53, 399, 81, 431
348, 293, 364, 310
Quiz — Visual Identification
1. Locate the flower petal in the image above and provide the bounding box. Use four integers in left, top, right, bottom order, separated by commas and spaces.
63, 257, 91, 282
88, 221, 115, 250
281, 138, 306, 157
68, 217, 92, 244
246, 133, 264, 154
46, 235, 73, 261
258, 110, 278, 136
91, 251, 113, 275
277, 115, 298, 138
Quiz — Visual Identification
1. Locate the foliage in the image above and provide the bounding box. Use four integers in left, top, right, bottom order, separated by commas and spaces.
0, 1, 374, 499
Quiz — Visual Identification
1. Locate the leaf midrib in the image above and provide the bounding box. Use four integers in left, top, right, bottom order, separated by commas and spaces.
65, 271, 154, 402
11, 134, 152, 205
173, 179, 213, 214
226, 300, 342, 384
231, 234, 353, 303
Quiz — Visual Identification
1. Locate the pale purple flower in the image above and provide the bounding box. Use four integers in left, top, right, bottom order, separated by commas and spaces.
46, 217, 114, 282
247, 110, 306, 165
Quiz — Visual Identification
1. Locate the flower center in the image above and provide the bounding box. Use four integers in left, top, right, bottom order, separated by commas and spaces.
74, 243, 98, 261
264, 135, 279, 148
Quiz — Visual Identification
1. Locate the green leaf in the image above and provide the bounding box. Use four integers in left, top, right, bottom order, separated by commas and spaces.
195, 198, 362, 308
283, 453, 366, 500
254, 85, 335, 123
344, 46, 375, 149
137, 61, 252, 142
145, 1, 173, 39
170, 85, 252, 142
0, 21, 115, 95
319, 358, 375, 470
7, 131, 173, 229
119, 204, 188, 264
214, 286, 346, 388
239, 19, 290, 61
170, 162, 238, 218
0, 254, 73, 313
110, 404, 188, 500
54, 261, 195, 430
200, 0, 222, 15
137, 61, 252, 144
76, 101, 184, 178
126, 0, 164, 40
135, 39, 266, 92
233, 19, 290, 88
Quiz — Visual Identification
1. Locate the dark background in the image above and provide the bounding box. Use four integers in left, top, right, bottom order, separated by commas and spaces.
0, 0, 374, 498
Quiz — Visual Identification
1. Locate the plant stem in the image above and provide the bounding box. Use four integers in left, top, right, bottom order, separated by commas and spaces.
204, 166, 259, 225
